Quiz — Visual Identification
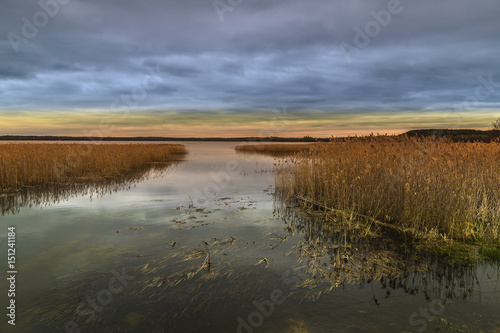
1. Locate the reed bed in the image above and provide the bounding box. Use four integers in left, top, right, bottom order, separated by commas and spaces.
0, 143, 187, 193
235, 143, 315, 153
275, 136, 500, 242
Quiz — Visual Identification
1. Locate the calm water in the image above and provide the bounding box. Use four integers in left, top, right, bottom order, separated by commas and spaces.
1, 142, 499, 332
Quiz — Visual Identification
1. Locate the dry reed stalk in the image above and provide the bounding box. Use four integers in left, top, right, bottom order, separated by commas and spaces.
235, 144, 315, 153
275, 136, 500, 242
0, 143, 187, 193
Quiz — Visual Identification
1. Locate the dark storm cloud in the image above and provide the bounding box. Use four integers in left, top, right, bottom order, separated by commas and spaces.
1, 0, 500, 114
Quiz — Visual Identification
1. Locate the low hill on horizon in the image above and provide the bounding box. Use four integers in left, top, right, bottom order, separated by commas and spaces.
402, 129, 498, 142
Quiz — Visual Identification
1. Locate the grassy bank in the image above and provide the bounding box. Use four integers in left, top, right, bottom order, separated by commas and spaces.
235, 143, 315, 154
275, 136, 500, 243
0, 143, 187, 193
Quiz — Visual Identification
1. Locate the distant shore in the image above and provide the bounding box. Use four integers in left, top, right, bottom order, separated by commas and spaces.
0, 135, 322, 142
1, 129, 498, 142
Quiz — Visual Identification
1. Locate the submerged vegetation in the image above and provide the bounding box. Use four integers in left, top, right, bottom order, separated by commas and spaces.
279, 208, 483, 300
22, 203, 499, 332
7, 141, 500, 332
275, 136, 500, 245
0, 143, 187, 214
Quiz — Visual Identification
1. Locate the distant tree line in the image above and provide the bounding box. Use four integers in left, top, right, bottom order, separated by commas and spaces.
0, 135, 327, 142
403, 129, 499, 142
2, 119, 499, 142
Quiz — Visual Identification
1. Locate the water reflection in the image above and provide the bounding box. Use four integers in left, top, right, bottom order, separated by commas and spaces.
16, 202, 500, 332
2, 142, 499, 332
0, 160, 184, 215
277, 206, 497, 304
17, 207, 292, 332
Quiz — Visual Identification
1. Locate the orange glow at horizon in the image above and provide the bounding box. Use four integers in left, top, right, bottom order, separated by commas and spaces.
0, 110, 496, 138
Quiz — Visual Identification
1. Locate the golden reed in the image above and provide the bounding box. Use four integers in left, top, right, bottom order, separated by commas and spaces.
0, 143, 187, 193
235, 144, 314, 153
275, 136, 500, 242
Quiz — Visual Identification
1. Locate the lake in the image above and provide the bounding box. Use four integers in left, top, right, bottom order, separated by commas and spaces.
0, 142, 499, 332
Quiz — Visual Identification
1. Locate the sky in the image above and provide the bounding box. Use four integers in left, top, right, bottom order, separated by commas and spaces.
1, 0, 499, 137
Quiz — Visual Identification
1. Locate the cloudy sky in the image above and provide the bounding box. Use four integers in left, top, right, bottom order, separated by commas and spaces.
1, 0, 499, 137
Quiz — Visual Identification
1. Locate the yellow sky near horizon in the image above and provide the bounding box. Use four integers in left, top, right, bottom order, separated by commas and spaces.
0, 110, 497, 138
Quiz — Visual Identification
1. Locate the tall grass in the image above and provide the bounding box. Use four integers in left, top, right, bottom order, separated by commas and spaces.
235, 144, 315, 154
0, 143, 187, 193
275, 136, 500, 242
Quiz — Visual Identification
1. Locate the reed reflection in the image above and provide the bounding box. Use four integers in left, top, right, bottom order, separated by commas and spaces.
0, 160, 184, 215
277, 205, 498, 303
